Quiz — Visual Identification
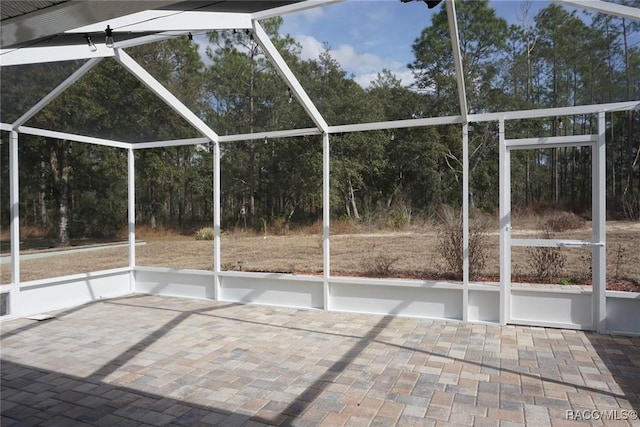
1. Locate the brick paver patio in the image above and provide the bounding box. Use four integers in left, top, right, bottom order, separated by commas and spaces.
1, 294, 639, 426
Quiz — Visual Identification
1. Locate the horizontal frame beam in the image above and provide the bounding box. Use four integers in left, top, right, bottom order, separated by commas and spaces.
69, 11, 252, 33
329, 115, 463, 134
470, 101, 640, 122
506, 134, 597, 149
218, 127, 322, 143
511, 239, 603, 248
252, 0, 344, 20
0, 44, 114, 67
16, 126, 131, 149
112, 33, 186, 49
133, 137, 211, 150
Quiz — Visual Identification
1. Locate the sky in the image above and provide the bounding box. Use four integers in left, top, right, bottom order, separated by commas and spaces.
278, 0, 551, 88
194, 0, 634, 90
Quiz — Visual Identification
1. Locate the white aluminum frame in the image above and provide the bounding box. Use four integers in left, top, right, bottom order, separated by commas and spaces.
252, 21, 328, 133
66, 12, 252, 33
446, 0, 468, 123
1, 0, 639, 334
3, 131, 20, 319
498, 119, 510, 325
0, 45, 115, 67
114, 49, 219, 143
128, 148, 136, 293
500, 127, 606, 332
323, 133, 331, 310
594, 112, 607, 332
12, 59, 103, 128
554, 0, 640, 20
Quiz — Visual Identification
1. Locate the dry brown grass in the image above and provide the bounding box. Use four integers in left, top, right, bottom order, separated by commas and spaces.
2, 221, 639, 290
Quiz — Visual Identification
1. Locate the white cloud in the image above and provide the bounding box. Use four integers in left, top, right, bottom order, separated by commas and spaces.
294, 34, 414, 89
354, 70, 416, 89
279, 6, 326, 36
195, 29, 415, 90
195, 34, 213, 67
299, 7, 325, 23
295, 34, 326, 61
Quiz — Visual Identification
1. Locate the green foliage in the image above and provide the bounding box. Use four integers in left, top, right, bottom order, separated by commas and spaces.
2, 3, 639, 242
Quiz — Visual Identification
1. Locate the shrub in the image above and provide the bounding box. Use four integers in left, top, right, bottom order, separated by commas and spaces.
437, 205, 489, 280
621, 194, 640, 221
542, 211, 585, 232
611, 244, 627, 280
388, 212, 410, 229
526, 231, 566, 283
271, 217, 289, 236
363, 252, 399, 278
331, 218, 356, 235
194, 227, 214, 240
221, 262, 236, 271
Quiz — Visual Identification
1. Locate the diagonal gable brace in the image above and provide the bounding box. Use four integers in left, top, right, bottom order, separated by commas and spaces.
446, 0, 468, 123
554, 0, 640, 21
12, 58, 104, 128
114, 49, 219, 143
252, 21, 329, 134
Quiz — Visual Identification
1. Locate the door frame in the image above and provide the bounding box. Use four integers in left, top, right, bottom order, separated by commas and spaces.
499, 113, 606, 332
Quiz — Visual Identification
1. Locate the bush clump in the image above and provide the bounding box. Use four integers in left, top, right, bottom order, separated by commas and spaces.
542, 212, 585, 232
526, 231, 566, 283
194, 227, 214, 240
437, 205, 489, 281
363, 253, 400, 278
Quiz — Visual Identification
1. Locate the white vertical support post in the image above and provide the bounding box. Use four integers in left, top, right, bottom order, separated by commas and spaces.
9, 130, 20, 316
462, 123, 469, 322
213, 140, 221, 300
127, 147, 136, 292
498, 119, 511, 325
593, 111, 606, 333
323, 133, 331, 311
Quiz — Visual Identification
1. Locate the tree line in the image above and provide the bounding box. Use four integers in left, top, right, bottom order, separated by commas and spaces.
1, 1, 638, 246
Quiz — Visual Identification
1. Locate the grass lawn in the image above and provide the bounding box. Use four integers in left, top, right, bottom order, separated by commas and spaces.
2, 221, 639, 291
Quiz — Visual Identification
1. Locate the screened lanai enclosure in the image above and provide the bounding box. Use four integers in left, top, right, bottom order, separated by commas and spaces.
1, 0, 639, 335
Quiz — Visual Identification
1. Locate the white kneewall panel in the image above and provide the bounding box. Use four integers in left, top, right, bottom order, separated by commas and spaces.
329, 280, 463, 320
606, 293, 640, 335
468, 288, 500, 322
510, 289, 592, 329
134, 268, 214, 299
220, 274, 323, 309
17, 268, 131, 317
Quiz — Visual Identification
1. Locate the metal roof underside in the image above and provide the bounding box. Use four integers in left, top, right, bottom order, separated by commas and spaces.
1, 0, 68, 21
0, 0, 300, 49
